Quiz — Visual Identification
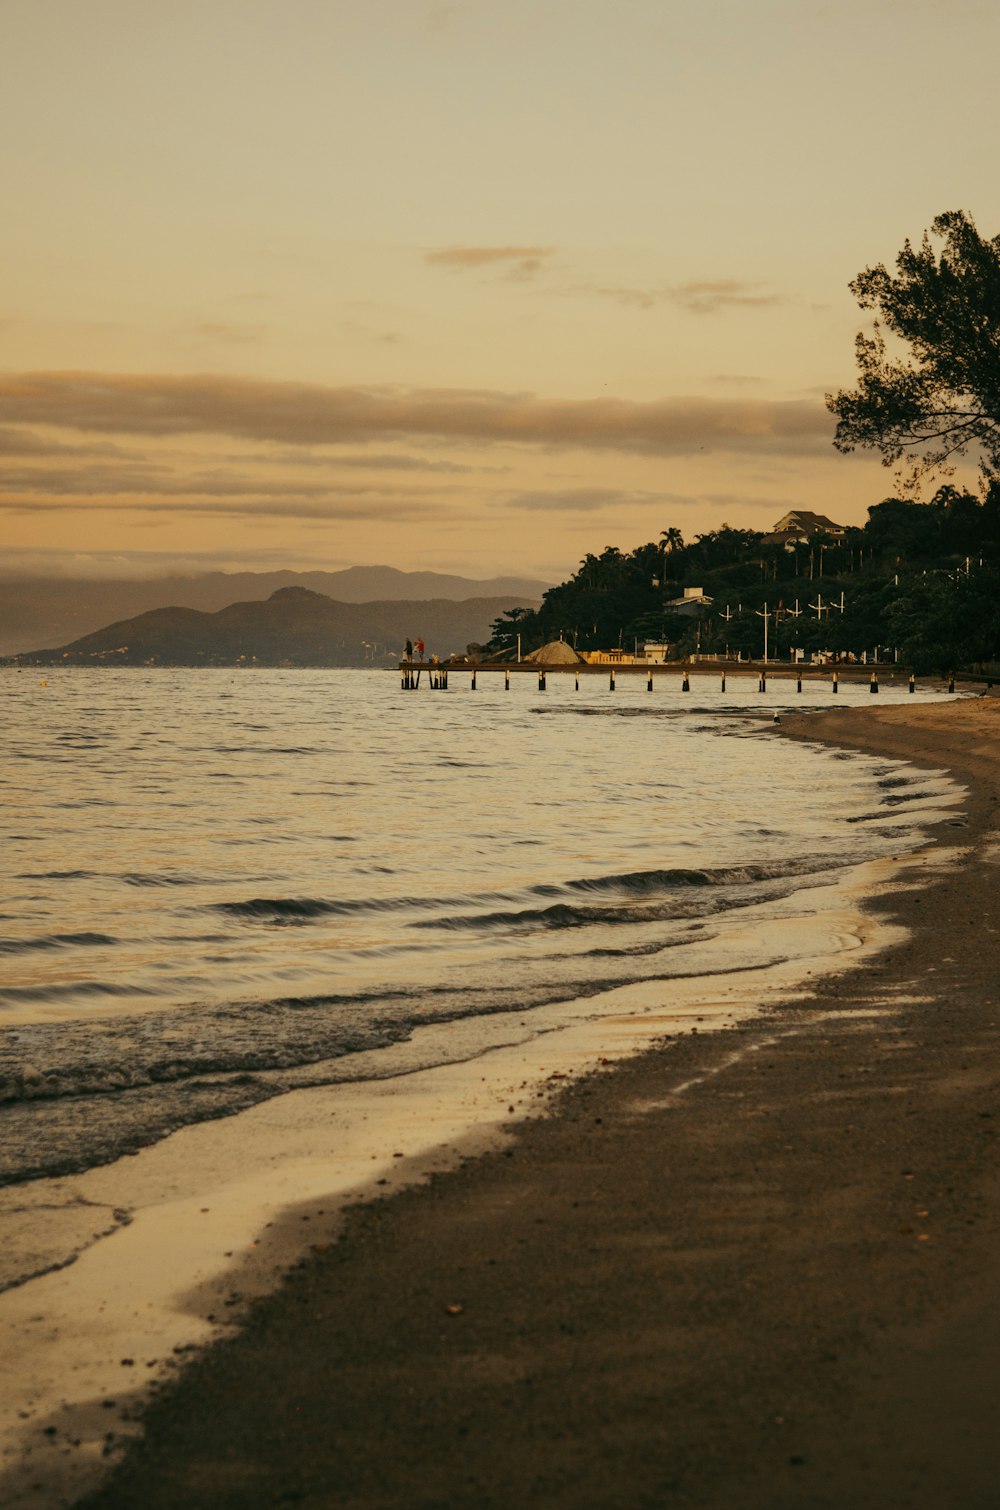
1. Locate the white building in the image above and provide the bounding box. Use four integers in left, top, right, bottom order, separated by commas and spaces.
664, 586, 713, 616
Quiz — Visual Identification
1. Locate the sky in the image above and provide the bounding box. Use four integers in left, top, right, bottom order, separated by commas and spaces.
1, 0, 998, 585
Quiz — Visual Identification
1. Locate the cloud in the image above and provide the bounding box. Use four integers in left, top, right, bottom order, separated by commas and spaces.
502, 486, 808, 516
708, 374, 767, 387
239, 448, 501, 475
0, 372, 835, 459
0, 546, 353, 579
0, 459, 449, 504
0, 463, 315, 498
0, 490, 441, 523
656, 491, 813, 513
504, 488, 667, 513
187, 321, 267, 345
426, 245, 555, 281
0, 443, 457, 526
583, 284, 663, 311
581, 280, 786, 315
0, 426, 134, 459
238, 443, 501, 474
670, 281, 785, 315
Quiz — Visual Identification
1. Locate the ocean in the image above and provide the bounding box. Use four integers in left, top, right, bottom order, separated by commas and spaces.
0, 666, 960, 1200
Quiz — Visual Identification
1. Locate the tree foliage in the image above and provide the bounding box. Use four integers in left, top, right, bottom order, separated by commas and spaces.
827, 211, 1000, 485
487, 493, 1000, 672
887, 567, 1000, 674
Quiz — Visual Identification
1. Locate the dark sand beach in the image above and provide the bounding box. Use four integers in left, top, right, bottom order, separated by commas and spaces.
80, 699, 1000, 1509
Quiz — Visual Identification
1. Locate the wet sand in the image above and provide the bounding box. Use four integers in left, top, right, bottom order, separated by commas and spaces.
24, 699, 1000, 1506
0, 876, 902, 1508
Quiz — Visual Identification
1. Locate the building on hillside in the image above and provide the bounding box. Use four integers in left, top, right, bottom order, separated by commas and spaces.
765, 510, 846, 546
664, 586, 713, 616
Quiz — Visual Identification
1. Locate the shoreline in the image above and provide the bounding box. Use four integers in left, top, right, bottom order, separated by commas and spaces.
0, 868, 919, 1508
5, 698, 1000, 1507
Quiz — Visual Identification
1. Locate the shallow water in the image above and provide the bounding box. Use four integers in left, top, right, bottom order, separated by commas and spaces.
0, 667, 958, 1186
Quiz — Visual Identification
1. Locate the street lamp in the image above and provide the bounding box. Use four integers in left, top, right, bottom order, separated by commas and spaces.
754, 602, 772, 663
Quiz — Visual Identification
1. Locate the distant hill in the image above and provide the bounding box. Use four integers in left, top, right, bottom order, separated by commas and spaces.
6, 587, 527, 668
0, 566, 548, 657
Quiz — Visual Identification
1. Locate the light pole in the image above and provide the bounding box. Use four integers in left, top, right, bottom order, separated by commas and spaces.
754, 602, 771, 663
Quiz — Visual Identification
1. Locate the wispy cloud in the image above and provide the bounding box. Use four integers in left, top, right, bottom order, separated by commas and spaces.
0, 426, 135, 459
581, 280, 786, 315
0, 372, 834, 459
504, 488, 667, 513
426, 245, 555, 281
502, 486, 805, 516
0, 464, 307, 498
0, 488, 443, 523
671, 281, 785, 315
235, 448, 490, 475
708, 374, 767, 387
0, 546, 353, 579
583, 284, 664, 311
187, 321, 267, 345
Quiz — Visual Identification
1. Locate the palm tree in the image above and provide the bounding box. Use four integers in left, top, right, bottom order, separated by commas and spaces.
657, 527, 685, 588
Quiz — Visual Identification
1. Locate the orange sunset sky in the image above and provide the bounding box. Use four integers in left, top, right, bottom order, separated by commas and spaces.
1, 0, 997, 585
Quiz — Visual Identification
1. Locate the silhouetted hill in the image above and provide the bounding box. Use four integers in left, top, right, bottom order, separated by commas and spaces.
7, 588, 527, 667
0, 567, 548, 656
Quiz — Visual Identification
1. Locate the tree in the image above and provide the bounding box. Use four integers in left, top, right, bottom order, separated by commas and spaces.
488, 605, 531, 655
864, 497, 943, 561
827, 211, 1000, 487
886, 568, 1000, 674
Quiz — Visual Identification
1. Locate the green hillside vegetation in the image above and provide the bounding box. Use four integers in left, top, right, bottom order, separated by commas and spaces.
488, 486, 1000, 674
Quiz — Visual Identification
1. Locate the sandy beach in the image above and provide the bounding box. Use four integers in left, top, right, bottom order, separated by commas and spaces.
7, 697, 1000, 1508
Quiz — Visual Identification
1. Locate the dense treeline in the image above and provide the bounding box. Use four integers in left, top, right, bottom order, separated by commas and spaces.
488, 485, 1000, 673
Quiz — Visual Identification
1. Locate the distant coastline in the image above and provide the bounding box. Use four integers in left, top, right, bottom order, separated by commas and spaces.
1, 585, 538, 669
0, 565, 549, 660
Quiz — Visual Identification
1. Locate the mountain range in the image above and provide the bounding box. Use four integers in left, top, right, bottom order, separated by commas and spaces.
6, 586, 530, 668
0, 566, 548, 657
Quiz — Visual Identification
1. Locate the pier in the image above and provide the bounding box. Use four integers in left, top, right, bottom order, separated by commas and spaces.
398, 659, 931, 692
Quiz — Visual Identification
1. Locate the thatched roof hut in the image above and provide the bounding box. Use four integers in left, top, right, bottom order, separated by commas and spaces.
525, 640, 584, 665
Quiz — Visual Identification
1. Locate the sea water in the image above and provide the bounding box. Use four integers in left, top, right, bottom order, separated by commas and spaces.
0, 667, 958, 1197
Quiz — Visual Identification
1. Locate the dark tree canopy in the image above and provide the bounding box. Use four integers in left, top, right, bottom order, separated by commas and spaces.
827, 211, 1000, 484
484, 494, 1000, 673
